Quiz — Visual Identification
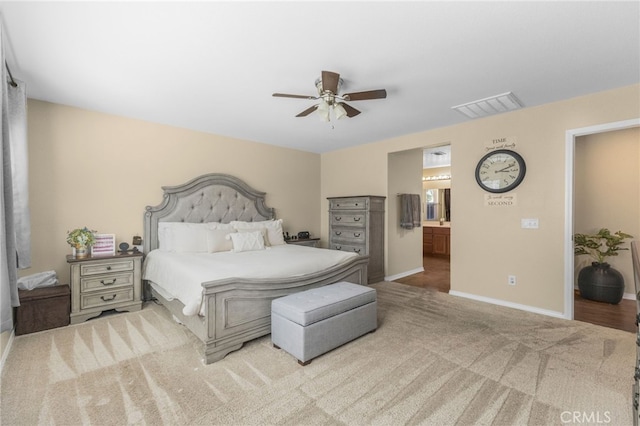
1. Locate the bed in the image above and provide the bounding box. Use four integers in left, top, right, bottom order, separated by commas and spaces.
143, 173, 369, 364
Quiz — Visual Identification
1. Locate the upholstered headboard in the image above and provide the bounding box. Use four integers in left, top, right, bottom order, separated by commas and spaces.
143, 173, 275, 254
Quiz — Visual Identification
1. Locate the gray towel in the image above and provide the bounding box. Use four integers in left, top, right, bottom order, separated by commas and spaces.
400, 194, 421, 229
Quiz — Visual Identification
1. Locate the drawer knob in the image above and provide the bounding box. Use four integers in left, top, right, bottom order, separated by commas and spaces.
336, 245, 342, 250
101, 294, 117, 302
100, 278, 117, 286
106, 266, 112, 271
635, 368, 640, 381
354, 233, 361, 237
354, 217, 361, 222
354, 248, 361, 254
335, 216, 342, 221
335, 231, 342, 236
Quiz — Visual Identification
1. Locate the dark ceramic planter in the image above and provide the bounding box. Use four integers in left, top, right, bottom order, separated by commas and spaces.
577, 262, 625, 304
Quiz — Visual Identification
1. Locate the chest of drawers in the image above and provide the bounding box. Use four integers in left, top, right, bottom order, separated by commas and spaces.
328, 196, 385, 283
67, 252, 143, 324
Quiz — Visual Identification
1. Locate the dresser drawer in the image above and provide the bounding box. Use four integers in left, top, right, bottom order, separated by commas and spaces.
81, 272, 134, 293
80, 259, 134, 276
330, 213, 366, 227
329, 197, 368, 211
81, 288, 134, 310
329, 242, 366, 255
331, 228, 366, 244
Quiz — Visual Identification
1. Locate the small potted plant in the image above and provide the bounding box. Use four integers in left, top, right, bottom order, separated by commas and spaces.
66, 227, 96, 258
574, 228, 633, 304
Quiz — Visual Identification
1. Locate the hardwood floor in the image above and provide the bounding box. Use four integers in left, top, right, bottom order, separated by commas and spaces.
395, 255, 636, 333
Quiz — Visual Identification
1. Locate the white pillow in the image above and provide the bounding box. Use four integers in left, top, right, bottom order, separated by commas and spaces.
228, 230, 265, 252
206, 229, 235, 253
231, 219, 285, 246
158, 222, 216, 252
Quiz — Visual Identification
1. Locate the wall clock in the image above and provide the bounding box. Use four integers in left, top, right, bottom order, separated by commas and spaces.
475, 149, 526, 193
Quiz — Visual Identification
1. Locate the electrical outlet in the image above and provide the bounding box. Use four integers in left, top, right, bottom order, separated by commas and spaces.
508, 275, 517, 286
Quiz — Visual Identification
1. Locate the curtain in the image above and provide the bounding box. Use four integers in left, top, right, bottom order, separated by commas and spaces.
1, 22, 30, 333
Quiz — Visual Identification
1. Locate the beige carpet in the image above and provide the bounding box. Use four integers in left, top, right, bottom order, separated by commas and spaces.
1, 281, 635, 425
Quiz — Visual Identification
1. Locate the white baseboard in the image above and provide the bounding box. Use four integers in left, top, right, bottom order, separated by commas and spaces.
449, 290, 568, 320
385, 267, 424, 282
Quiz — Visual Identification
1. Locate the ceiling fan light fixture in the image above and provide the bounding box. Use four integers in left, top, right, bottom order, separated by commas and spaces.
316, 101, 330, 122
334, 103, 348, 120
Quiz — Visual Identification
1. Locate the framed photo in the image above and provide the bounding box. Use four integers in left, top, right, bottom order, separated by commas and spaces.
92, 233, 116, 256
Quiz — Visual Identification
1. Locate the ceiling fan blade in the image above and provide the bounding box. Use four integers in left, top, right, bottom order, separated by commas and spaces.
340, 102, 361, 118
296, 105, 318, 117
321, 71, 340, 93
343, 89, 387, 101
273, 93, 316, 99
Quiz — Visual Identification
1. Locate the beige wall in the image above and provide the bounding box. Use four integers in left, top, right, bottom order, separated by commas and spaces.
321, 84, 640, 315
574, 127, 640, 294
22, 100, 321, 284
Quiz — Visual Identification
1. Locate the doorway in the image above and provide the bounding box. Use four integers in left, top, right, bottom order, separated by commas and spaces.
565, 119, 640, 329
396, 144, 452, 293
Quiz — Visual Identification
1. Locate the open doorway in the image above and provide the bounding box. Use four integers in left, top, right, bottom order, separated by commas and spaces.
565, 119, 639, 332
396, 144, 452, 293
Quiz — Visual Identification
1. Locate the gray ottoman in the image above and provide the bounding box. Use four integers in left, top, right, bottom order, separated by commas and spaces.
271, 281, 377, 365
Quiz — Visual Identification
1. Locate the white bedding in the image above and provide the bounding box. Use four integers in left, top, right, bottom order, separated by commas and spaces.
143, 244, 358, 316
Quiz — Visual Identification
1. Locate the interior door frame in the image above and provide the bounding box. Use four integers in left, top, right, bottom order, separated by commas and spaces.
564, 118, 640, 319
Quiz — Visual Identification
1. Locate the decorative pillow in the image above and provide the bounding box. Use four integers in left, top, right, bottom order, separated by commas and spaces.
228, 230, 265, 252
158, 222, 216, 252
230, 219, 285, 246
206, 229, 235, 253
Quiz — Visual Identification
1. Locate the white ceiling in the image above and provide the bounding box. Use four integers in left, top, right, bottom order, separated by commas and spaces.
1, 1, 638, 154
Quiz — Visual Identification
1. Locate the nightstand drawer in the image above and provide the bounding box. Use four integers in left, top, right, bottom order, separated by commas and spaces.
330, 213, 366, 227
81, 288, 134, 310
81, 272, 134, 293
80, 259, 134, 276
329, 197, 368, 210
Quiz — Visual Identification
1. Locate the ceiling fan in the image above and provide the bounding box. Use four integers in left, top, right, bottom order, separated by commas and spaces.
273, 71, 387, 121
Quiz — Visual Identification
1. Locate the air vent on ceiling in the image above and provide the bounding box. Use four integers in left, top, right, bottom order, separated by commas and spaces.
451, 92, 523, 119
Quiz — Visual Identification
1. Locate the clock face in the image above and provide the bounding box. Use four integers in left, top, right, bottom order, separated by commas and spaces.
475, 149, 526, 193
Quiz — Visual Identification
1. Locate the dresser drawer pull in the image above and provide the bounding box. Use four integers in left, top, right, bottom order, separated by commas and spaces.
353, 248, 361, 254
354, 233, 361, 237
335, 231, 342, 236
353, 217, 361, 222
335, 245, 342, 250
635, 367, 640, 380
335, 216, 342, 221
106, 266, 112, 271
101, 294, 117, 302
100, 279, 117, 286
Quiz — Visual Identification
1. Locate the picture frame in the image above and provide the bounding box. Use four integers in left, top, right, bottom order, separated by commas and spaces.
92, 233, 116, 256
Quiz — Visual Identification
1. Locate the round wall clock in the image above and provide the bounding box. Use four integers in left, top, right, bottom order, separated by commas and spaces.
475, 149, 526, 193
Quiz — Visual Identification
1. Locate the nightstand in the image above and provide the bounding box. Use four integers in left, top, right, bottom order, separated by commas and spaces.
67, 252, 143, 324
286, 238, 320, 248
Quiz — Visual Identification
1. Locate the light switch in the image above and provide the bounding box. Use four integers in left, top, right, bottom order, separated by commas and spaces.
521, 218, 539, 229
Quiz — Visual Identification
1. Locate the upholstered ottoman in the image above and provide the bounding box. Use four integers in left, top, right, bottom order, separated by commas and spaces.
271, 281, 377, 365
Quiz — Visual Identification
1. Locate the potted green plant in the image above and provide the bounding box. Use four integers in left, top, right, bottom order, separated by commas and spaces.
574, 228, 633, 304
66, 227, 96, 258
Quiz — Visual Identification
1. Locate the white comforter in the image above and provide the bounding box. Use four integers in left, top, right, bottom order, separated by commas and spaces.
143, 244, 358, 316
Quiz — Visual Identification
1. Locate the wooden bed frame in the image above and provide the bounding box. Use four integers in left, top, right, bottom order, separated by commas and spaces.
143, 173, 369, 364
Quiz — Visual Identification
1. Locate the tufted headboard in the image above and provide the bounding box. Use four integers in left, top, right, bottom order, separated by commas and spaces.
143, 173, 275, 254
